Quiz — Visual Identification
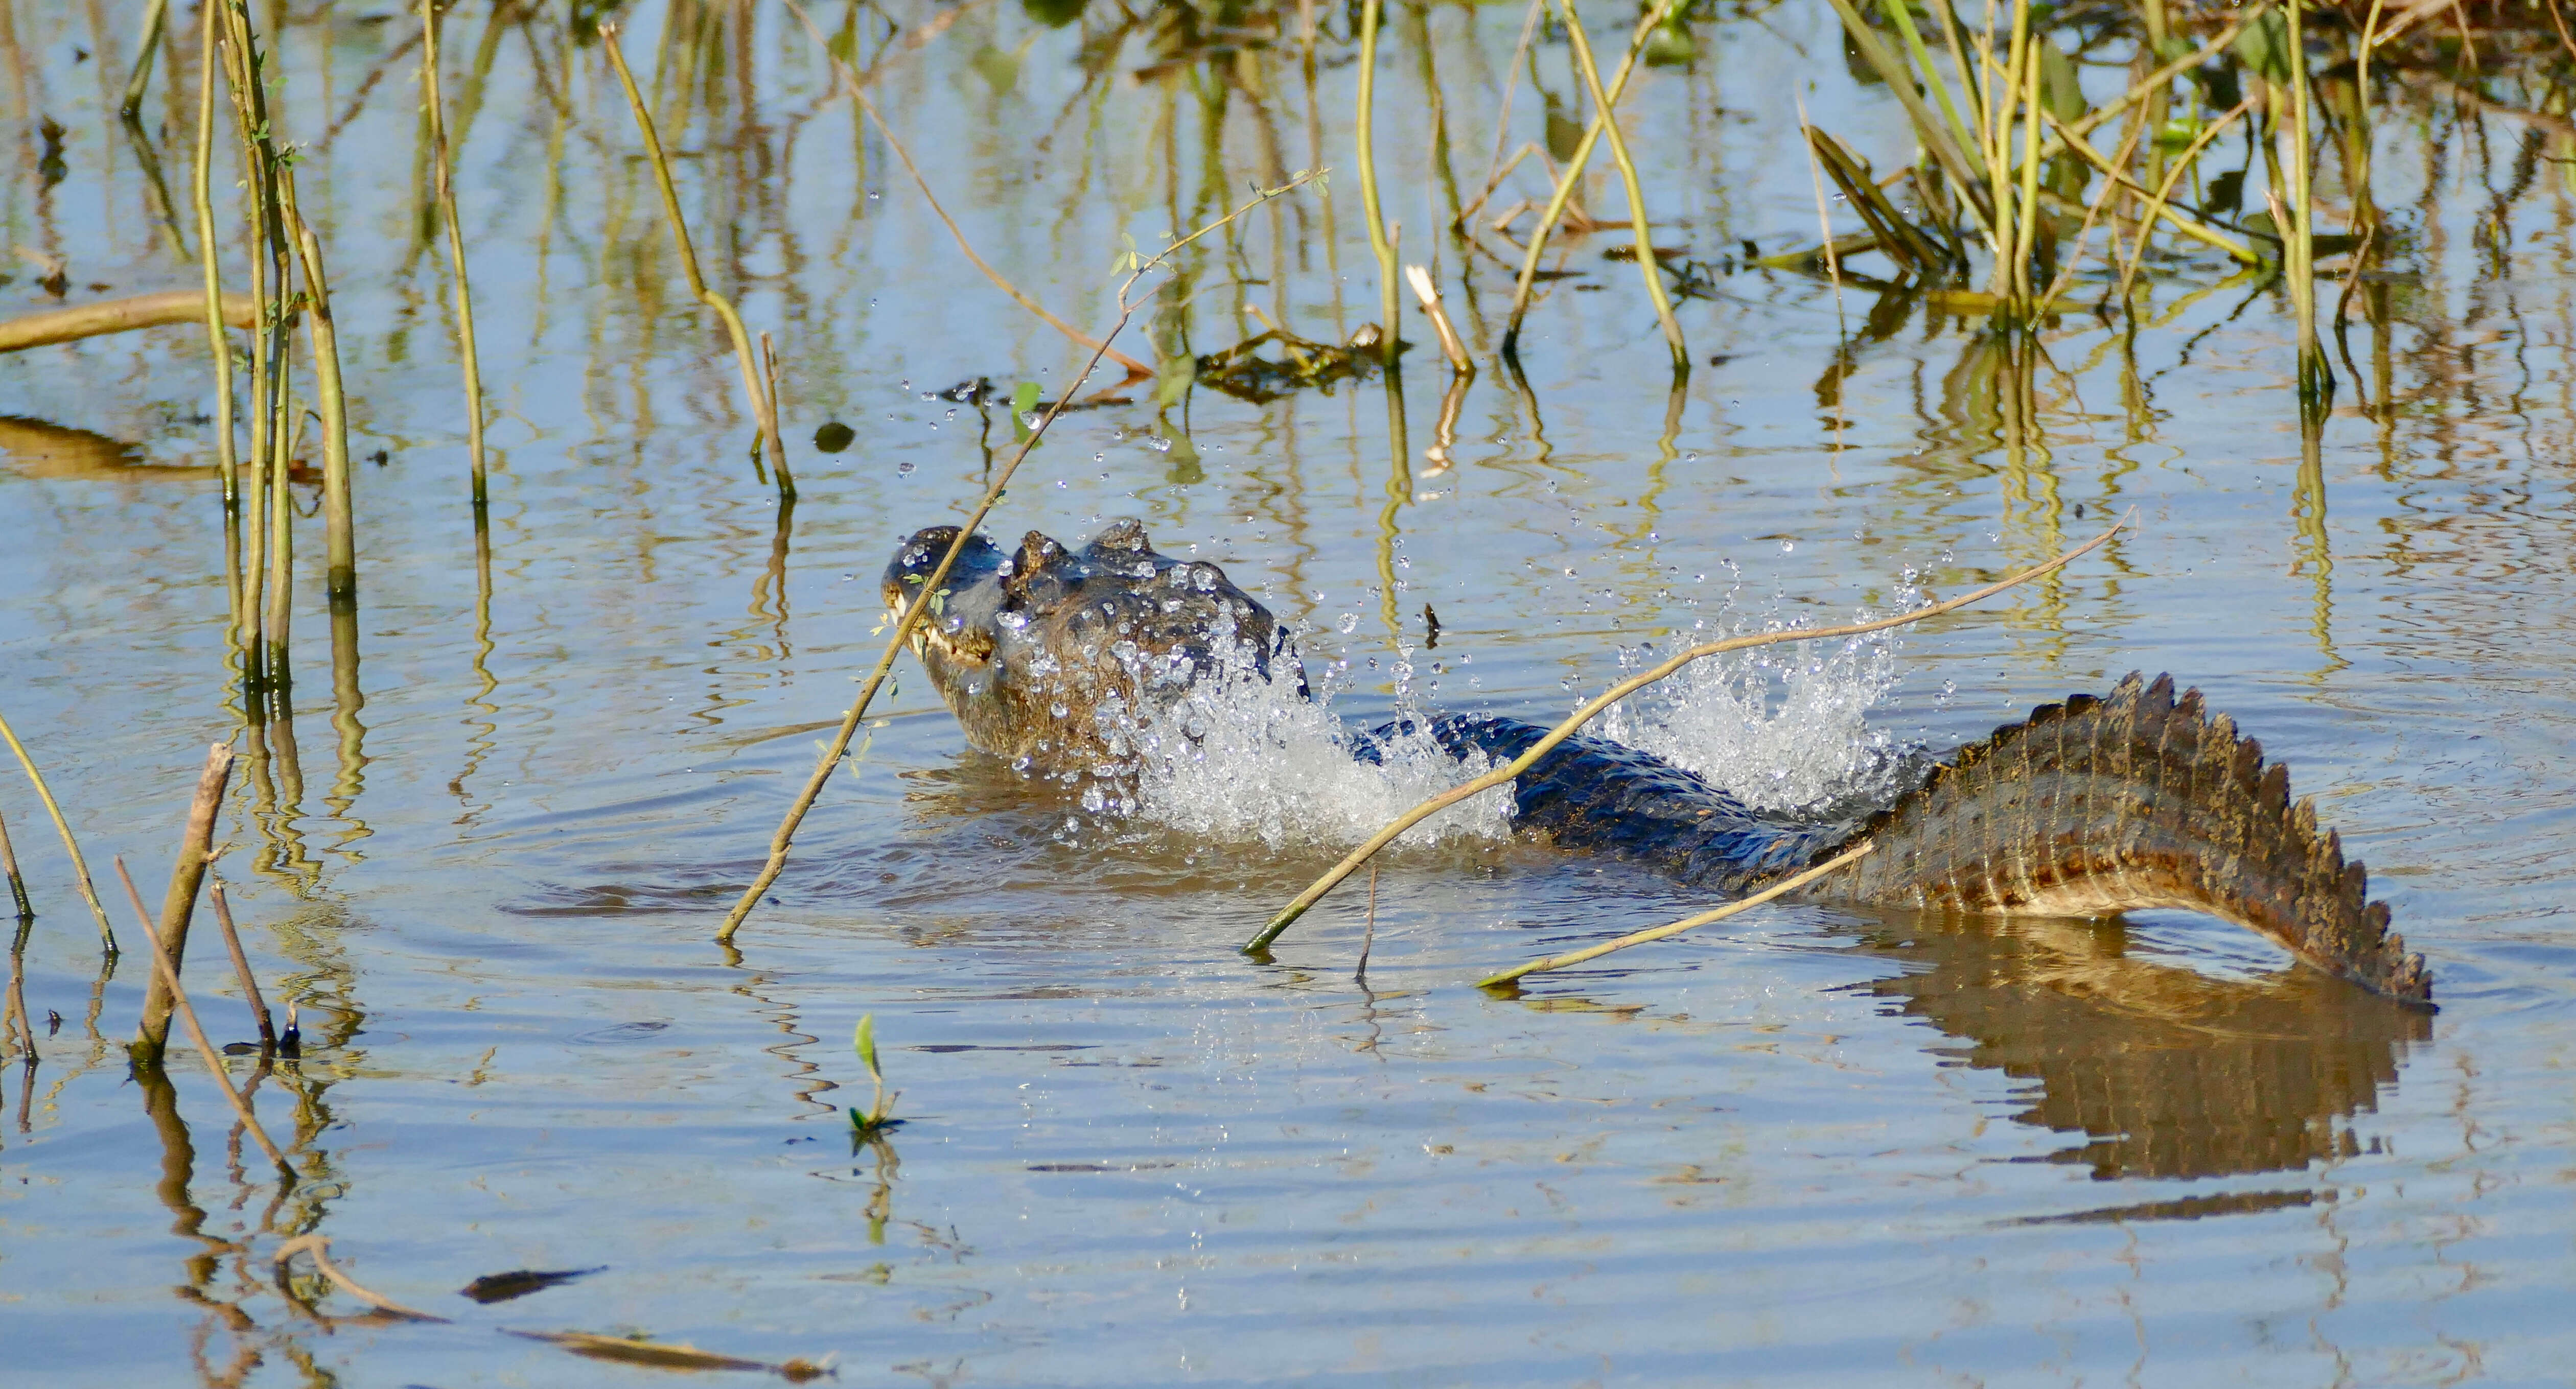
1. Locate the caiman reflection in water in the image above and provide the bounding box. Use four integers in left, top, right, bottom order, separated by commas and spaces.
1853, 909, 2430, 1185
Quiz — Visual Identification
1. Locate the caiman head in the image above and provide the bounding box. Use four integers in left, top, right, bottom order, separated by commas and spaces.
882, 519, 1304, 778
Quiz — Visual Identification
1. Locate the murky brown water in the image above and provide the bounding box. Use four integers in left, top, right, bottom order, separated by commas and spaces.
4, 3, 2574, 1384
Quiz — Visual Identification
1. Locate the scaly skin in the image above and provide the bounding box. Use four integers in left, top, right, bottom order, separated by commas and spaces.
888, 521, 2432, 1005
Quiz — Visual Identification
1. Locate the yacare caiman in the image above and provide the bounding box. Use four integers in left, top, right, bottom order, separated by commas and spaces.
882, 519, 2431, 1006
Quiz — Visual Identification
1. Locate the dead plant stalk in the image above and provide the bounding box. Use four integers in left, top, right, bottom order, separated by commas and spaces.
1502, 0, 1670, 347
112, 858, 294, 1182
0, 708, 116, 950
717, 174, 1322, 944
777, 0, 1153, 385
132, 744, 235, 1060
1480, 839, 1876, 985
1246, 516, 2130, 951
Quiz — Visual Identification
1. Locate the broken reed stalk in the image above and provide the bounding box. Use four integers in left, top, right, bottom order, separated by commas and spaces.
1501, 0, 1668, 349
191, 0, 239, 508
1355, 0, 1400, 361
207, 881, 274, 1053
0, 803, 30, 920
719, 175, 1319, 944
112, 858, 294, 1183
1246, 516, 2129, 952
760, 331, 796, 498
272, 1235, 446, 1322
1558, 0, 1686, 371
2282, 0, 2328, 408
777, 0, 1153, 385
277, 171, 356, 606
598, 25, 791, 496
1479, 839, 1875, 986
1401, 265, 1471, 372
421, 0, 491, 511
133, 743, 235, 1061
0, 708, 116, 951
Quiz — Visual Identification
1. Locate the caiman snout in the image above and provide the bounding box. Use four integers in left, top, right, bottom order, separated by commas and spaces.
881, 519, 1303, 776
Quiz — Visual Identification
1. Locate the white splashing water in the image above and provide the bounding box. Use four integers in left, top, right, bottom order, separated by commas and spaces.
1083, 640, 1513, 849
1595, 620, 1912, 816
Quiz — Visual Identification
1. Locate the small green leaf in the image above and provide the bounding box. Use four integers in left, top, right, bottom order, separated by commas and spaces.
853, 1016, 881, 1084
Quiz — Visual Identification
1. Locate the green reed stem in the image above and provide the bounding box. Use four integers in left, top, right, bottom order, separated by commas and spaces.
192, 0, 237, 510
422, 0, 491, 511
120, 0, 171, 118
1558, 0, 1685, 372
2284, 0, 2329, 408
0, 708, 116, 952
1355, 0, 1399, 361
1501, 0, 1667, 351
279, 169, 355, 606
599, 24, 791, 499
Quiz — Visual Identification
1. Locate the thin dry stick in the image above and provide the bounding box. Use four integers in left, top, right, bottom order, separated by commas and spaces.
134, 743, 235, 1060
421, 0, 490, 510
777, 0, 1152, 383
1559, 0, 1686, 371
718, 175, 1320, 944
0, 708, 115, 951
1472, 0, 1548, 204
191, 0, 239, 508
760, 330, 796, 499
112, 858, 294, 1181
273, 1234, 446, 1322
599, 25, 792, 488
1402, 265, 1471, 372
2044, 110, 2257, 264
277, 173, 356, 605
1795, 92, 1847, 318
1, 803, 30, 920
1480, 840, 1875, 986
207, 882, 274, 1052
2115, 97, 2258, 302
2034, 114, 2144, 310
1246, 516, 2127, 951
1357, 863, 1378, 978
1501, 0, 1669, 345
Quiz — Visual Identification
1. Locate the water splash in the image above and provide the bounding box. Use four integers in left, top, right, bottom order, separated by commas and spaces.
1596, 615, 1916, 817
1074, 637, 1513, 849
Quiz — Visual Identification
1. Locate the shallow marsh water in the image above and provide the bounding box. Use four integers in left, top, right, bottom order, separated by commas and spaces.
3, 2, 2574, 1384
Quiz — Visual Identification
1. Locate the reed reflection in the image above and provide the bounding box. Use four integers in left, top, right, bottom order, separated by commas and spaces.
1850, 909, 2428, 1183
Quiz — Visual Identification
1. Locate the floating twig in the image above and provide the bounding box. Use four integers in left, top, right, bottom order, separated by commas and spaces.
273, 1235, 445, 1322
1479, 840, 1875, 986
1247, 517, 2130, 952
506, 1329, 829, 1380
0, 290, 257, 353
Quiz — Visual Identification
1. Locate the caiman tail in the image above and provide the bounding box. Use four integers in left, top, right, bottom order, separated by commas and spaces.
1831, 672, 2431, 1005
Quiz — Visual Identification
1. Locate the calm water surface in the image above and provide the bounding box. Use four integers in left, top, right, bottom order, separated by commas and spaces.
3, 3, 2573, 1384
